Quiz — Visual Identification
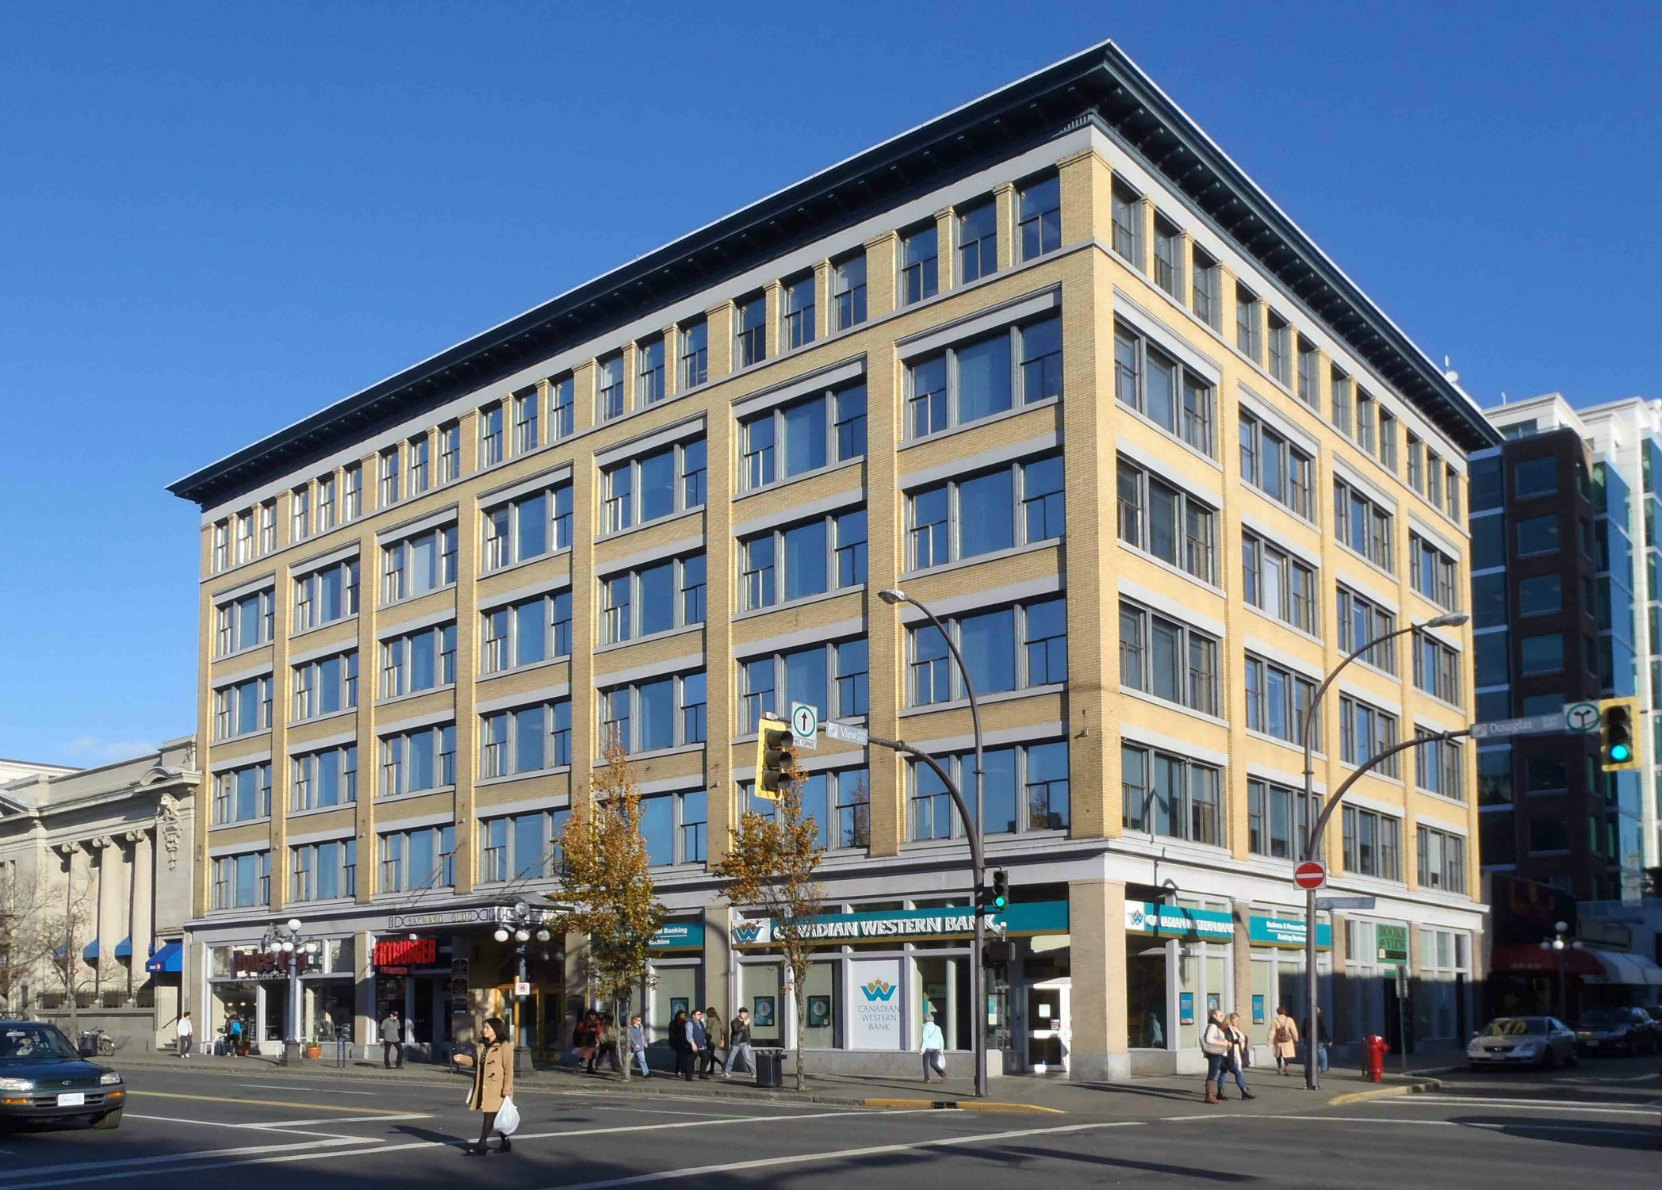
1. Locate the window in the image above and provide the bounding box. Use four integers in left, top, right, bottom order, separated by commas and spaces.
831, 252, 867, 332
480, 402, 505, 466
1244, 655, 1318, 745
380, 447, 401, 506
906, 455, 1062, 571
1296, 337, 1319, 407
1116, 456, 1217, 583
1379, 409, 1398, 471
342, 463, 362, 520
483, 480, 574, 569
1121, 743, 1220, 845
478, 810, 566, 883
597, 354, 625, 421
735, 293, 767, 367
291, 650, 358, 720
212, 520, 230, 571
949, 195, 999, 285
600, 438, 705, 534
380, 622, 457, 696
213, 674, 272, 739
379, 825, 455, 893
679, 318, 708, 389
1191, 248, 1218, 328
1331, 371, 1353, 435
1413, 631, 1462, 705
1355, 389, 1377, 454
215, 587, 275, 656
211, 851, 270, 910
742, 383, 866, 489
637, 337, 666, 407
910, 741, 1069, 839
1334, 478, 1394, 571
438, 421, 461, 484
1417, 825, 1466, 893
232, 511, 253, 565
290, 486, 311, 542
1242, 531, 1316, 633
290, 744, 358, 812
1152, 215, 1182, 298
1517, 574, 1561, 617
1110, 181, 1143, 268
379, 723, 457, 797
1018, 173, 1061, 261
408, 435, 430, 494
481, 590, 571, 674
317, 473, 337, 530
292, 557, 359, 632
1247, 778, 1310, 859
258, 501, 277, 554
907, 315, 1060, 438
741, 637, 870, 727
549, 375, 575, 440
906, 597, 1066, 706
381, 523, 458, 603
598, 671, 706, 753
636, 790, 707, 867
513, 386, 540, 454
1513, 456, 1558, 499
1342, 805, 1402, 880
1338, 586, 1397, 672
1238, 410, 1315, 519
1410, 533, 1459, 609
1407, 435, 1425, 494
899, 223, 938, 306
740, 506, 866, 609
481, 698, 573, 778
289, 838, 356, 902
1267, 312, 1292, 386
1519, 632, 1564, 675
1235, 285, 1260, 361
1339, 695, 1399, 776
1415, 731, 1463, 802
1427, 449, 1444, 508
600, 553, 705, 643
1119, 600, 1219, 716
212, 762, 272, 825
1444, 465, 1460, 520
754, 767, 871, 848
1114, 322, 1214, 454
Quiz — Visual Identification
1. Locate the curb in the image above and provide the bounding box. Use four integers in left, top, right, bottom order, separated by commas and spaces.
861, 1097, 1064, 1114
1327, 1076, 1444, 1106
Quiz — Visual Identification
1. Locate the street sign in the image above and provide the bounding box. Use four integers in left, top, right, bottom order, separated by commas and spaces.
1293, 861, 1327, 890
791, 702, 819, 749
513, 981, 531, 997
1564, 700, 1600, 734
1470, 713, 1563, 740
1316, 896, 1376, 911
824, 719, 869, 746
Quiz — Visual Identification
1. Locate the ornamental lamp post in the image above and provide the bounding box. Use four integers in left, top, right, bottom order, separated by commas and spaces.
1539, 921, 1583, 1020
260, 917, 318, 1066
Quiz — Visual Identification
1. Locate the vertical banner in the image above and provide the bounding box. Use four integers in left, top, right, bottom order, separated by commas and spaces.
849, 957, 904, 1049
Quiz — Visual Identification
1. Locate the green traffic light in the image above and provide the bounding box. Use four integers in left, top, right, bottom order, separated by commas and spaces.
993, 895, 1008, 910
1611, 743, 1632, 762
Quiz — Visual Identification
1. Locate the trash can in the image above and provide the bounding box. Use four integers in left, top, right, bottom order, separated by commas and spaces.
755, 1048, 784, 1088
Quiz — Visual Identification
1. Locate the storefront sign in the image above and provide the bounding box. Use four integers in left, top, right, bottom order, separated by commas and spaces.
1124, 902, 1233, 941
1248, 915, 1333, 949
649, 921, 706, 950
730, 900, 1068, 947
1376, 924, 1409, 964
1179, 992, 1195, 1024
231, 950, 312, 979
388, 909, 495, 930
374, 938, 437, 968
849, 957, 904, 1050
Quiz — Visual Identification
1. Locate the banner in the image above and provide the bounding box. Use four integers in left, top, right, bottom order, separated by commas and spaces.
848, 957, 904, 1050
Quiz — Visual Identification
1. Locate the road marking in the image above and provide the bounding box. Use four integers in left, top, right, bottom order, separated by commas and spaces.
124, 1113, 380, 1140
235, 1082, 375, 1095
1386, 1096, 1659, 1116
128, 1089, 413, 1114
1266, 1114, 1656, 1136
0, 1137, 368, 1184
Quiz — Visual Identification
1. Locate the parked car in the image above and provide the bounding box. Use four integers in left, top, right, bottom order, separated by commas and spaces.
1572, 1007, 1650, 1057
0, 1021, 125, 1131
1466, 1016, 1578, 1070
1597, 1006, 1662, 1053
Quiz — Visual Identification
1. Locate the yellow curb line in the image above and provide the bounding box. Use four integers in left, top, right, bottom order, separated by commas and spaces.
861, 1097, 1064, 1114
130, 1089, 416, 1115
1327, 1077, 1444, 1107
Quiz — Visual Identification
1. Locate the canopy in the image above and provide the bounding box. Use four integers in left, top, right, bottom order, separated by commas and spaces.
82, 940, 99, 961
114, 937, 133, 959
1584, 948, 1662, 987
1489, 943, 1605, 976
145, 940, 183, 974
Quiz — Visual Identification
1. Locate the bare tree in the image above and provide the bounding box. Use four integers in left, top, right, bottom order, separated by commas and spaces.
0, 863, 93, 1031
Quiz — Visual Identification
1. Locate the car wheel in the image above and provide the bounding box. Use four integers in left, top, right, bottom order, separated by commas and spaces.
91, 1110, 122, 1131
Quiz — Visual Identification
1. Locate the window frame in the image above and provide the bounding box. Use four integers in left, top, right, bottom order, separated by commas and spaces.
1118, 599, 1220, 717
1241, 529, 1317, 634
290, 649, 359, 722
597, 671, 707, 755
899, 222, 939, 307
380, 523, 459, 604
1116, 456, 1218, 584
292, 557, 360, 634
739, 505, 867, 611
1121, 742, 1222, 846
599, 553, 707, 645
380, 621, 458, 697
482, 479, 575, 570
904, 596, 1066, 707
480, 591, 572, 676
740, 382, 866, 490
1016, 173, 1062, 261
480, 697, 574, 780
905, 314, 1061, 440
906, 455, 1064, 573
1114, 321, 1215, 456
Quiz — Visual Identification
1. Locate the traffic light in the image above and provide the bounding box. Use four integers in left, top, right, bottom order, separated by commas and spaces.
977, 869, 1010, 916
1599, 697, 1642, 772
753, 716, 795, 800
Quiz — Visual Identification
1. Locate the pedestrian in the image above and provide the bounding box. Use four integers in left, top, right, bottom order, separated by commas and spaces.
1223, 1012, 1255, 1099
1302, 1007, 1331, 1075
669, 1009, 695, 1081
176, 1011, 193, 1059
1269, 1005, 1299, 1076
573, 1011, 598, 1072
700, 1007, 724, 1079
594, 1013, 623, 1073
464, 1017, 514, 1157
227, 1015, 244, 1057
723, 1007, 754, 1078
1200, 1008, 1231, 1104
690, 1009, 710, 1080
920, 1012, 946, 1083
382, 1009, 404, 1069
629, 1014, 650, 1078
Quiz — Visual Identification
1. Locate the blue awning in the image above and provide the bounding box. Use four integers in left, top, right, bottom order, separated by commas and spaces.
52, 944, 67, 961
82, 940, 99, 961
114, 937, 133, 959
145, 940, 183, 974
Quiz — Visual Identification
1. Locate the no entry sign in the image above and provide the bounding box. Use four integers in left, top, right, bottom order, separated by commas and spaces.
1293, 861, 1327, 890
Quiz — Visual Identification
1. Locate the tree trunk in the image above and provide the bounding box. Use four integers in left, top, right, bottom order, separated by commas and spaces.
618, 993, 630, 1082
792, 965, 808, 1093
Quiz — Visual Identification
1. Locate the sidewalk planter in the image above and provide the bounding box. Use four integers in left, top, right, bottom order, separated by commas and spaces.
305, 1043, 323, 1060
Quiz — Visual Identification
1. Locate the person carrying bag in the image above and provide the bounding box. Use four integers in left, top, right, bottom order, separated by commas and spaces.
1269, 1006, 1299, 1077
1200, 1009, 1231, 1105
465, 1016, 516, 1156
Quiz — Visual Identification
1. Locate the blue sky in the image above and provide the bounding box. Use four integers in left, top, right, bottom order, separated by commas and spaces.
2, 2, 1658, 765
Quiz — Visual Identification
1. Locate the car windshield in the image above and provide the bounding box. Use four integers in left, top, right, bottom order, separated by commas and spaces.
0, 1025, 78, 1061
1481, 1018, 1544, 1036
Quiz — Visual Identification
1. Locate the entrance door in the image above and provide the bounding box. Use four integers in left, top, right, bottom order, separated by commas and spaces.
1026, 978, 1071, 1073
489, 985, 552, 1060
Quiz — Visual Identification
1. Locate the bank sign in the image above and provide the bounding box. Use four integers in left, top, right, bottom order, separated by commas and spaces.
849, 957, 904, 1049
1124, 902, 1233, 940
731, 900, 1068, 946
1248, 915, 1333, 950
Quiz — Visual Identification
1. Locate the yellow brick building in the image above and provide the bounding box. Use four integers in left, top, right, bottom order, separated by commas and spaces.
168, 42, 1496, 1077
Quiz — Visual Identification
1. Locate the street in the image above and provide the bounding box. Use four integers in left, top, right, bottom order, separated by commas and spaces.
0, 1057, 1654, 1188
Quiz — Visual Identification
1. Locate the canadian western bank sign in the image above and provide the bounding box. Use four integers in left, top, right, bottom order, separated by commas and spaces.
732, 901, 1068, 946
1126, 902, 1332, 950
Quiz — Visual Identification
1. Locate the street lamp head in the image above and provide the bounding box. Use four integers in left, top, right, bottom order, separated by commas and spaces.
286, 917, 302, 933
1424, 612, 1470, 630
535, 928, 551, 943
281, 940, 295, 953
515, 928, 531, 943
1555, 920, 1569, 934
493, 927, 510, 943
1571, 940, 1584, 951
877, 588, 906, 606
1539, 941, 1551, 951
1552, 938, 1565, 951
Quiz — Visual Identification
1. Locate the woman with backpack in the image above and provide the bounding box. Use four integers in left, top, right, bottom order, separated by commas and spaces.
1269, 1005, 1300, 1076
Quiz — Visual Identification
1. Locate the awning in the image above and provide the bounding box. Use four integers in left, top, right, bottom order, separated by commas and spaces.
114, 937, 133, 959
82, 940, 99, 962
145, 940, 183, 975
1489, 943, 1606, 976
1584, 948, 1662, 987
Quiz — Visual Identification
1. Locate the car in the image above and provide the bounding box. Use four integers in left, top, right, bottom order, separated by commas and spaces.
0, 1021, 125, 1131
1466, 1016, 1578, 1070
1596, 1006, 1662, 1054
1572, 1008, 1649, 1057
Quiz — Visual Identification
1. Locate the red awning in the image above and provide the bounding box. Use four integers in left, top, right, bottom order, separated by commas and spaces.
1490, 943, 1606, 976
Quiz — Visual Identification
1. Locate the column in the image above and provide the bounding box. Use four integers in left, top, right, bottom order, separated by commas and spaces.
94, 836, 122, 994
354, 929, 376, 1051
127, 831, 154, 993
255, 982, 268, 1052
993, 182, 1017, 272
933, 207, 955, 293
703, 905, 733, 1020
1068, 879, 1129, 1081
812, 260, 831, 342
864, 233, 898, 321
1231, 900, 1253, 1041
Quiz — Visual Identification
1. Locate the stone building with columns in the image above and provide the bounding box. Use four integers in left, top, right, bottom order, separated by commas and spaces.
0, 737, 198, 1051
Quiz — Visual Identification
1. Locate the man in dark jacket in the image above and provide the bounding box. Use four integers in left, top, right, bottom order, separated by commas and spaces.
381, 1010, 403, 1069
669, 1010, 695, 1082
690, 1010, 710, 1080
723, 1007, 754, 1078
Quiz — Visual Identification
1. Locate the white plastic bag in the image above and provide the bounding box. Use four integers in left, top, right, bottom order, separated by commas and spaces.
495, 1096, 520, 1136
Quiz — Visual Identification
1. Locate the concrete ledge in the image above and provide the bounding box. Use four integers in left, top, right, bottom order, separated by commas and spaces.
1327, 1076, 1444, 1106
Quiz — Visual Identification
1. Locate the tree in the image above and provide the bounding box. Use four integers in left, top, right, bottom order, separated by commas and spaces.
0, 861, 93, 1032
713, 774, 825, 1092
550, 743, 665, 1081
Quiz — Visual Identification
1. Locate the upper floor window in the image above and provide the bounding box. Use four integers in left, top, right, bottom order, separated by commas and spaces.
379, 824, 455, 893
1339, 695, 1399, 776
1247, 778, 1309, 860
1017, 173, 1061, 261
908, 455, 1064, 571
317, 473, 337, 530
1334, 478, 1394, 572
548, 374, 575, 440
1235, 285, 1260, 361
289, 837, 356, 901
1416, 731, 1464, 803
1426, 448, 1445, 508
214, 674, 272, 740
907, 314, 1061, 439
481, 698, 573, 779
600, 438, 706, 534
291, 745, 358, 812
258, 501, 277, 555
438, 422, 461, 485
597, 354, 625, 421
484, 481, 573, 570
1355, 389, 1377, 454
957, 195, 998, 284
1114, 322, 1214, 455
1444, 465, 1461, 520
479, 809, 569, 883
482, 589, 572, 675
213, 520, 230, 571
513, 386, 540, 454
747, 767, 869, 850
213, 762, 272, 825
234, 511, 254, 565
1243, 530, 1317, 633
408, 435, 430, 495
211, 850, 269, 910
600, 553, 706, 644
215, 588, 274, 656
741, 382, 866, 489
679, 319, 708, 389
1191, 248, 1218, 328
1122, 743, 1220, 846
638, 789, 707, 868
380, 447, 401, 506
293, 558, 359, 633
831, 252, 867, 332
1119, 600, 1219, 716
1245, 654, 1317, 746
1296, 337, 1319, 407
636, 338, 666, 408
1153, 215, 1181, 299
342, 463, 362, 520
741, 637, 869, 729
291, 650, 358, 721
907, 597, 1066, 706
379, 723, 456, 797
381, 523, 458, 603
781, 273, 816, 351
381, 622, 457, 698
900, 223, 938, 306
1407, 434, 1425, 494
1116, 457, 1216, 583
1410, 533, 1459, 609
1417, 824, 1466, 892
1342, 805, 1401, 880
1337, 586, 1397, 673
599, 670, 706, 754
1267, 311, 1292, 386
912, 741, 1070, 840
741, 507, 866, 610
290, 487, 311, 543
479, 403, 505, 467
1378, 408, 1398, 470
1110, 180, 1143, 268
735, 293, 767, 368
1331, 371, 1353, 435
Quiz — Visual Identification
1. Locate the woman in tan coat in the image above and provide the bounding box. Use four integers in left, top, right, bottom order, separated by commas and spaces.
1268, 1005, 1300, 1076
466, 1016, 514, 1155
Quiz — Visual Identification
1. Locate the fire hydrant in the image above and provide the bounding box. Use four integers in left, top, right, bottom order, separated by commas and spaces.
1364, 1034, 1389, 1082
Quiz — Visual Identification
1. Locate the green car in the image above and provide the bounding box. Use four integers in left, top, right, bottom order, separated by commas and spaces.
0, 1022, 125, 1130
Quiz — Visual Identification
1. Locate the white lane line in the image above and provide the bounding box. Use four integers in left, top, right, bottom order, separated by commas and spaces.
0, 1137, 368, 1183
124, 1114, 374, 1141
1384, 1096, 1659, 1116
239, 1113, 432, 1127
1269, 1114, 1656, 1137
235, 1082, 375, 1096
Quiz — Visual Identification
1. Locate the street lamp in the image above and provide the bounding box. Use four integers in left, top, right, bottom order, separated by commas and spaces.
1300, 611, 1469, 1092
879, 587, 989, 1099
1539, 921, 1583, 1020
259, 918, 319, 1066
496, 900, 551, 1074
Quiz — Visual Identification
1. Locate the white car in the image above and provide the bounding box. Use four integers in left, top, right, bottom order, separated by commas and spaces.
1466, 1016, 1578, 1070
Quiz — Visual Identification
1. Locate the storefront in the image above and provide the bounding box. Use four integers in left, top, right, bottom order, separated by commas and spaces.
645, 920, 706, 1058
205, 937, 357, 1055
